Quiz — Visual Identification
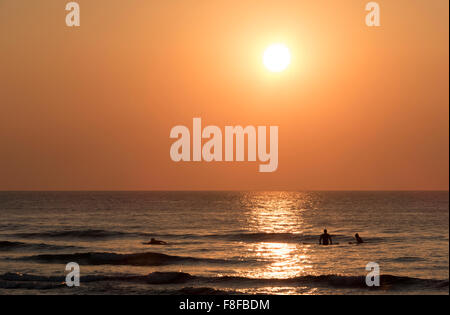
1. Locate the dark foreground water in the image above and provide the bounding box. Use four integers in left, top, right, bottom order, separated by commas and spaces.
0, 191, 448, 295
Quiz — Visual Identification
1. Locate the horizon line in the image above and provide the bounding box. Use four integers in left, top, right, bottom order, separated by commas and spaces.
0, 189, 448, 193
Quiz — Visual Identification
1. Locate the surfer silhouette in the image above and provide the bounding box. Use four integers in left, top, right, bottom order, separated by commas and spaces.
145, 238, 167, 245
319, 229, 332, 245
354, 233, 364, 244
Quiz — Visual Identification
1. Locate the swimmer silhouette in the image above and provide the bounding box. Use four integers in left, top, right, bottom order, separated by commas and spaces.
319, 229, 332, 245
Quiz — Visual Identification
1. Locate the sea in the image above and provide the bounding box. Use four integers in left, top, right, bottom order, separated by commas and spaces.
0, 191, 448, 295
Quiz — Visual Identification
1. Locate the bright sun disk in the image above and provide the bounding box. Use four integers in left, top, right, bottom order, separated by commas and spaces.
263, 44, 291, 72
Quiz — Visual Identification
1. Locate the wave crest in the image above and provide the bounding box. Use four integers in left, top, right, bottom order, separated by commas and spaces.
0, 241, 78, 252
16, 251, 237, 266
12, 229, 136, 239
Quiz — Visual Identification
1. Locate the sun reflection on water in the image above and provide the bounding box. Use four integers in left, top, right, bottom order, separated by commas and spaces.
247, 242, 312, 279
237, 192, 315, 280
243, 191, 313, 234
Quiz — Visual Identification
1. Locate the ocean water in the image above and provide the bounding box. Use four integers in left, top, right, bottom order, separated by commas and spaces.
0, 191, 448, 295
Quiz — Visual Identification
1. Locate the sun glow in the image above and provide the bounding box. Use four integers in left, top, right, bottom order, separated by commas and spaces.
263, 44, 291, 72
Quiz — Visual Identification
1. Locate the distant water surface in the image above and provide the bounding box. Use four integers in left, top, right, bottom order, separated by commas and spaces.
0, 191, 448, 294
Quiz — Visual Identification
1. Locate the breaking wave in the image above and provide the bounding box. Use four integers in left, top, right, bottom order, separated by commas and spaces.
0, 271, 447, 292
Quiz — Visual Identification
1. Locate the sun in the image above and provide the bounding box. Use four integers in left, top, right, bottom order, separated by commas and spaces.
263, 43, 291, 72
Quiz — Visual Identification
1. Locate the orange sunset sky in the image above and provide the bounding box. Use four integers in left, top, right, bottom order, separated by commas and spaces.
0, 0, 448, 190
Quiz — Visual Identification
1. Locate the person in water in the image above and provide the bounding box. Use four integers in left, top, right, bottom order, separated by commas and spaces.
319, 229, 332, 245
354, 233, 364, 244
147, 238, 167, 245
